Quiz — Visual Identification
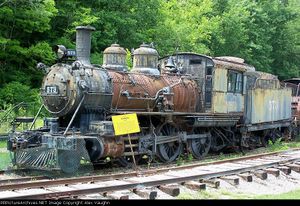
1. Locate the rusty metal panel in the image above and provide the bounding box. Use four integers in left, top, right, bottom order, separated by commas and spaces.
108, 70, 201, 112
162, 75, 200, 112
247, 88, 292, 124
212, 92, 244, 113
213, 68, 227, 92
212, 58, 254, 72
109, 71, 165, 111
291, 96, 300, 121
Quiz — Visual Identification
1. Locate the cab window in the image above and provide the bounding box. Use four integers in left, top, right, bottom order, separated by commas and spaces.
227, 70, 243, 93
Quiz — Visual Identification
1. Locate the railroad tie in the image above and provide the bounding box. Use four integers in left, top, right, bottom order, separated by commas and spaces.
264, 168, 280, 177
77, 194, 107, 200
277, 166, 291, 175
158, 184, 180, 197
103, 191, 129, 200
220, 176, 239, 185
132, 188, 157, 200
182, 181, 206, 190
238, 173, 253, 182
253, 170, 268, 180
200, 179, 220, 188
286, 164, 300, 173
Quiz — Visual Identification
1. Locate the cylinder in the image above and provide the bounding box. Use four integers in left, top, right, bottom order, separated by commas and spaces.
76, 26, 95, 66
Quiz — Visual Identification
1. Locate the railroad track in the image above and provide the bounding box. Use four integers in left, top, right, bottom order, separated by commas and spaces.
1, 149, 300, 199
0, 169, 51, 185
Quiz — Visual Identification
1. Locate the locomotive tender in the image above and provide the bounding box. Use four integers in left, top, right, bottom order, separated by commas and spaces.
7, 26, 293, 173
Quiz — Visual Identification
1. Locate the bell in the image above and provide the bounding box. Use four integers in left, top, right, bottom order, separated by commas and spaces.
165, 57, 175, 68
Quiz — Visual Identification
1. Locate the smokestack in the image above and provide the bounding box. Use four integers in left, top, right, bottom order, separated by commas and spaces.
76, 26, 95, 66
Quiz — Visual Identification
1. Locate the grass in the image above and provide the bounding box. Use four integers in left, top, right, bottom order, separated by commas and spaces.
177, 189, 252, 199
0, 141, 11, 170
255, 189, 300, 199
0, 140, 11, 170
0, 140, 6, 148
0, 153, 11, 170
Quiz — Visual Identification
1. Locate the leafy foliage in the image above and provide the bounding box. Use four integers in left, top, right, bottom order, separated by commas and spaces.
0, 82, 39, 107
0, 0, 299, 108
0, 0, 57, 90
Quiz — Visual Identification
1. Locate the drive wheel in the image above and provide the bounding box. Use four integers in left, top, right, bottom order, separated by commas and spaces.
156, 123, 183, 163
187, 129, 211, 159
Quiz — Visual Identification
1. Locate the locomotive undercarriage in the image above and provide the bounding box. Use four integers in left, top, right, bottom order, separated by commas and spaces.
8, 113, 290, 173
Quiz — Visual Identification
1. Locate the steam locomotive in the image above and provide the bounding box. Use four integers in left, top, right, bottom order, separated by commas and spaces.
7, 26, 294, 173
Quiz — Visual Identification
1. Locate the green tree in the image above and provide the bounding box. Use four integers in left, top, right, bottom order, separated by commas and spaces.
0, 0, 57, 88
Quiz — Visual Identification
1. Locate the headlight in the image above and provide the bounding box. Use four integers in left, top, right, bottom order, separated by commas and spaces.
53, 45, 67, 59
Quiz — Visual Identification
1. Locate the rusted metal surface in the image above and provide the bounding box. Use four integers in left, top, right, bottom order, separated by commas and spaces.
213, 57, 255, 71
42, 26, 113, 117
102, 43, 128, 71
42, 66, 113, 117
109, 71, 165, 111
159, 53, 213, 76
161, 75, 200, 112
41, 64, 76, 116
102, 137, 124, 158
108, 71, 200, 113
131, 43, 159, 75
213, 58, 255, 72
292, 96, 300, 122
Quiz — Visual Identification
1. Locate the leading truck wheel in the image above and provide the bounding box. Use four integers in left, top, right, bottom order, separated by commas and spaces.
58, 150, 81, 174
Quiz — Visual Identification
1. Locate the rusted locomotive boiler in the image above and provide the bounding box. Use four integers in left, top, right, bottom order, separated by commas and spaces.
7, 26, 294, 173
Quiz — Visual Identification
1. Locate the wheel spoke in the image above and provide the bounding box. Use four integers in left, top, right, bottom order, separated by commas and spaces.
169, 146, 175, 156
188, 132, 211, 159
156, 123, 182, 162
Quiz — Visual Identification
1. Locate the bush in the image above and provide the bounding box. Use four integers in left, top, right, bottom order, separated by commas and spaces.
0, 81, 40, 110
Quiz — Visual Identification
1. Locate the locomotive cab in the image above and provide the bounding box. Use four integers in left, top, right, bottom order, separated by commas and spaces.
159, 53, 214, 112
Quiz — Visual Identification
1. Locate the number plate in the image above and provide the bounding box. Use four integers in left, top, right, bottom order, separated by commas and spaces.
45, 86, 59, 95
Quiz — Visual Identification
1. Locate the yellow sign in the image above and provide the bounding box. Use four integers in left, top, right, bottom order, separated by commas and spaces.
112, 113, 140, 136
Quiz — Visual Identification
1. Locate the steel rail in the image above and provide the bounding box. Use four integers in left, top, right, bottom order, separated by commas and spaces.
0, 176, 49, 185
